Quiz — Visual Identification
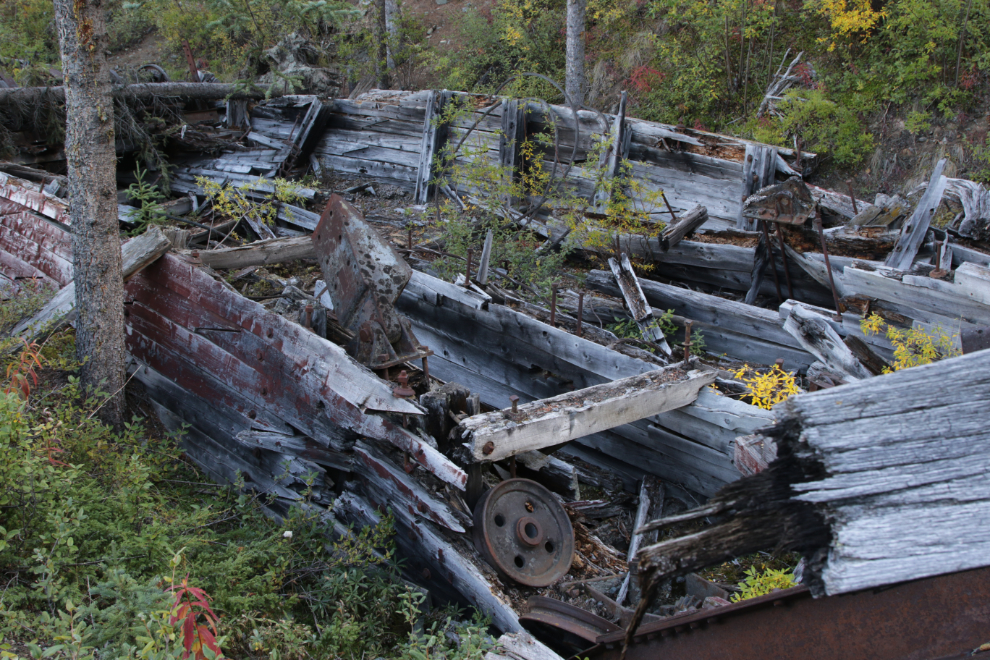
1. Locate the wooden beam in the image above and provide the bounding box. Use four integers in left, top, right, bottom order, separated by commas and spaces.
414, 90, 453, 204
659, 205, 708, 251
185, 235, 316, 270
885, 159, 948, 270
609, 254, 672, 355
460, 365, 715, 462
782, 303, 872, 380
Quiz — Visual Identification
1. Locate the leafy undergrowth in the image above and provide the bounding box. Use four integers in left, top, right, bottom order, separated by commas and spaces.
0, 328, 494, 660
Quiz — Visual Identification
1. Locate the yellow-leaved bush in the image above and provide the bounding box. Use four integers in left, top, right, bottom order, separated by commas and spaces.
860, 313, 960, 372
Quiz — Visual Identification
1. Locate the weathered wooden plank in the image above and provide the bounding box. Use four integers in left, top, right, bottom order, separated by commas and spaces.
0, 171, 71, 225
885, 159, 948, 270
189, 235, 316, 270
484, 632, 565, 660
609, 254, 671, 353
405, 270, 491, 310
414, 90, 453, 204
783, 303, 872, 380
352, 441, 468, 533
461, 366, 715, 462
659, 205, 708, 251
234, 430, 352, 471
11, 227, 172, 340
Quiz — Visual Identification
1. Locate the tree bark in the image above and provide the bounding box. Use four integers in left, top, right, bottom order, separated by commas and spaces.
565, 0, 586, 107
374, 0, 391, 89
53, 0, 126, 428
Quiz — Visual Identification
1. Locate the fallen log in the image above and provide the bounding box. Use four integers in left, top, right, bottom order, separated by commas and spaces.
659, 205, 708, 251
459, 363, 715, 463
187, 235, 316, 270
0, 82, 287, 108
782, 303, 872, 380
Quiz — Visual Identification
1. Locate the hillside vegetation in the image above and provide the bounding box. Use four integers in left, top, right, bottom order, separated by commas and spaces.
2, 0, 989, 184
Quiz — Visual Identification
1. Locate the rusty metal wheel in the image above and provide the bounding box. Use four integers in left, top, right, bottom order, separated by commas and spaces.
473, 478, 574, 587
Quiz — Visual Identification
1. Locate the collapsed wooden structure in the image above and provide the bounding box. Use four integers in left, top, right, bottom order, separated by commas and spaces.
5, 83, 990, 659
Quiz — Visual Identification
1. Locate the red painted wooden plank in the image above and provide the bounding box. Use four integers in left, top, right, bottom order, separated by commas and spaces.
0, 222, 73, 285
0, 211, 73, 262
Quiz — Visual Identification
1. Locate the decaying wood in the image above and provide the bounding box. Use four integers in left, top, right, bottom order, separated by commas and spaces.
660, 205, 708, 251
0, 82, 286, 107
609, 254, 672, 355
188, 235, 316, 270
782, 303, 872, 380
12, 227, 172, 342
885, 159, 948, 270
485, 632, 565, 660
627, 346, 990, 654
460, 364, 715, 463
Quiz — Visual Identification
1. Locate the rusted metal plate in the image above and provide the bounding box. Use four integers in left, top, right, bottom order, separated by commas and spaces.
520, 596, 620, 655
742, 177, 816, 226
588, 565, 990, 660
473, 479, 574, 587
311, 195, 429, 370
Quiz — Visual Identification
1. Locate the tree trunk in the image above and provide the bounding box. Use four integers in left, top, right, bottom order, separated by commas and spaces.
385, 0, 399, 72
565, 0, 586, 107
53, 0, 126, 428
375, 0, 391, 89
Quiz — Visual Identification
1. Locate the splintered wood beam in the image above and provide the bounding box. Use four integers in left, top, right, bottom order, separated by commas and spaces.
885, 159, 948, 270
234, 430, 353, 471
11, 227, 172, 341
609, 254, 672, 355
460, 364, 715, 463
0, 171, 71, 225
783, 303, 872, 381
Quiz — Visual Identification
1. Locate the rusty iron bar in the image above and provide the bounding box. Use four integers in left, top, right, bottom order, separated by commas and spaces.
847, 180, 858, 215
408, 226, 413, 250
760, 221, 784, 303
419, 345, 430, 381
510, 395, 520, 413
510, 456, 517, 478
682, 321, 693, 368
577, 291, 584, 338
303, 304, 313, 330
550, 283, 558, 327
774, 223, 794, 300
935, 240, 942, 270
661, 192, 678, 222
814, 212, 844, 322
466, 248, 473, 285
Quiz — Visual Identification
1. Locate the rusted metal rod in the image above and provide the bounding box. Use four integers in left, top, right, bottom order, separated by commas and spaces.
577, 291, 584, 338
761, 221, 784, 303
814, 212, 844, 322
775, 223, 794, 300
682, 321, 693, 368
847, 180, 858, 215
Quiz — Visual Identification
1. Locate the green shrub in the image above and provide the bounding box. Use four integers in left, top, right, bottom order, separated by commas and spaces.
775, 89, 876, 168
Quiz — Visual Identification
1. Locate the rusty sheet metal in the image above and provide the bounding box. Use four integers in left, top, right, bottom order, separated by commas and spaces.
520, 596, 620, 654
312, 194, 429, 370
588, 565, 990, 660
0, 172, 70, 225
124, 255, 466, 489
742, 177, 816, 226
352, 442, 467, 533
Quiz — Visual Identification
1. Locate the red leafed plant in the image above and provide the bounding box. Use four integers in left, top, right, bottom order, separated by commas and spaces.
168, 576, 224, 660
4, 339, 44, 400
629, 65, 665, 94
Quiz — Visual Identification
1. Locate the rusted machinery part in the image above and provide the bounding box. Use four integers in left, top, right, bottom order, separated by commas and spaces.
473, 478, 574, 587
742, 176, 816, 226
520, 596, 620, 656
583, 565, 990, 660
137, 64, 170, 83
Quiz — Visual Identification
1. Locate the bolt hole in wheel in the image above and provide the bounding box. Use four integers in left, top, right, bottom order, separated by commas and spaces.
525, 522, 538, 539
545, 541, 554, 553
515, 556, 525, 568
494, 514, 505, 527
